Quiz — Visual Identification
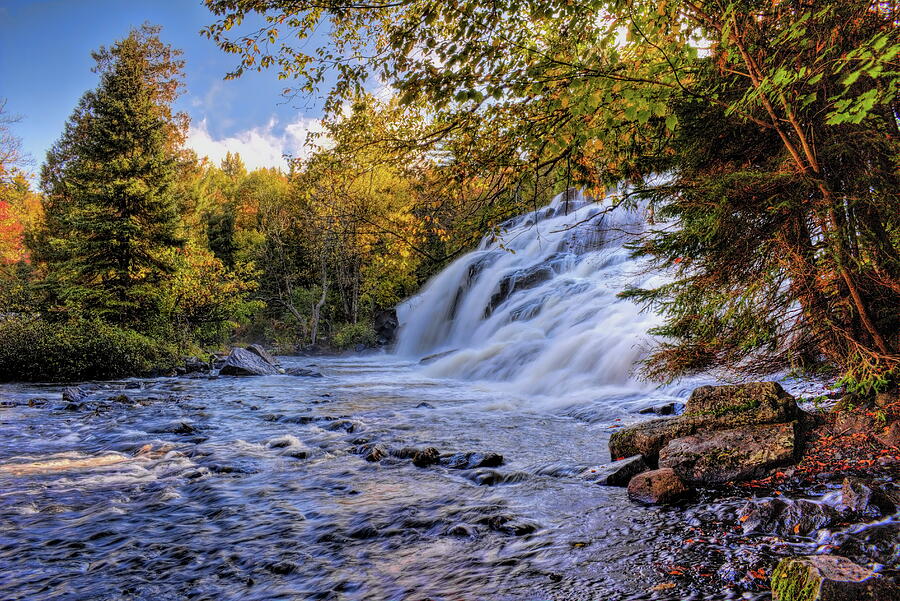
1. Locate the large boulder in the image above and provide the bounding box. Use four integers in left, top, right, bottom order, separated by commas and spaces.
373, 309, 399, 346
659, 422, 796, 484
626, 468, 689, 504
609, 382, 800, 462
771, 555, 897, 601
590, 455, 650, 487
245, 344, 279, 367
219, 347, 280, 376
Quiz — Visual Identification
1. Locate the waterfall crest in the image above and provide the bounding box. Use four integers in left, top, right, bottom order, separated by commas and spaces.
396, 189, 674, 401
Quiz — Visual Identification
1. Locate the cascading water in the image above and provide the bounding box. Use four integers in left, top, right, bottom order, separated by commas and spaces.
397, 189, 676, 403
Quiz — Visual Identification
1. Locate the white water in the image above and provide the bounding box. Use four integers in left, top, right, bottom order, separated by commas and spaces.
396, 189, 680, 404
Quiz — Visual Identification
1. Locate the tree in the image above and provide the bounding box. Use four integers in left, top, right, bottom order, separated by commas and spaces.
33, 25, 186, 332
204, 0, 900, 388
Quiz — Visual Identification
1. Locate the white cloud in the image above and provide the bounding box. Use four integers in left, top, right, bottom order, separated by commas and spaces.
185, 115, 327, 171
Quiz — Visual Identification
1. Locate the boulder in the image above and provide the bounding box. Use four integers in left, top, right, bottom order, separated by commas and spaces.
610, 382, 801, 462
771, 555, 897, 601
219, 347, 280, 376
638, 402, 684, 416
373, 309, 399, 346
591, 455, 650, 487
284, 367, 324, 378
62, 386, 88, 404
245, 344, 279, 367
442, 451, 504, 469
412, 447, 440, 468
685, 381, 798, 422
841, 478, 897, 517
659, 422, 796, 484
626, 468, 689, 504
738, 498, 840, 537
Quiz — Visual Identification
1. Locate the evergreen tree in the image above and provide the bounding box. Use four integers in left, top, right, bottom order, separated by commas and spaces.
34, 25, 186, 332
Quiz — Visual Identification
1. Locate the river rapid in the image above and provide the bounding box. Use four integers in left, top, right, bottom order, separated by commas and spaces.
2, 356, 777, 601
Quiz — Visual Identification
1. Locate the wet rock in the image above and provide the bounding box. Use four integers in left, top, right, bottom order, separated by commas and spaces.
284, 367, 324, 377
419, 349, 458, 365
325, 419, 363, 433
442, 451, 504, 469
478, 514, 537, 536
416, 402, 435, 409
412, 447, 440, 468
484, 256, 570, 317
466, 469, 529, 486
594, 455, 649, 487
182, 357, 209, 374
361, 443, 387, 462
638, 402, 684, 416
610, 382, 800, 462
445, 523, 476, 537
219, 347, 280, 376
738, 498, 840, 537
626, 468, 689, 505
62, 386, 88, 404
841, 477, 897, 517
832, 522, 900, 567
265, 560, 296, 575
659, 422, 796, 484
373, 308, 398, 346
771, 555, 897, 601
245, 344, 280, 367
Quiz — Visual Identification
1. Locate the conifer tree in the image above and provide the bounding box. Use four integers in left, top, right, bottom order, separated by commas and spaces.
35, 25, 186, 332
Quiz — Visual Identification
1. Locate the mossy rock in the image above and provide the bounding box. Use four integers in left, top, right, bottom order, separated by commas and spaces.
771, 555, 897, 601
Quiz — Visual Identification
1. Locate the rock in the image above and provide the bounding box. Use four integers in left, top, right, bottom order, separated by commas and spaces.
610, 382, 801, 462
593, 455, 650, 487
626, 468, 689, 504
419, 349, 458, 364
685, 382, 798, 422
62, 386, 88, 404
484, 256, 569, 317
833, 521, 900, 567
771, 555, 898, 601
738, 498, 840, 537
416, 402, 435, 409
245, 344, 279, 367
638, 402, 684, 416
373, 309, 398, 346
442, 451, 504, 469
361, 444, 387, 462
412, 447, 440, 467
182, 357, 209, 374
659, 422, 796, 484
219, 347, 280, 376
284, 367, 324, 377
841, 478, 897, 517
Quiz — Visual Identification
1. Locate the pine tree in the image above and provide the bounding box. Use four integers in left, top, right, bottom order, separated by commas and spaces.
35, 25, 186, 332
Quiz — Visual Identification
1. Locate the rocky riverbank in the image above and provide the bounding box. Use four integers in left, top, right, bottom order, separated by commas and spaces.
599, 381, 899, 600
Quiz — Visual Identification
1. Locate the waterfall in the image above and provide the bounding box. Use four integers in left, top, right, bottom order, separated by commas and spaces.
396, 189, 676, 402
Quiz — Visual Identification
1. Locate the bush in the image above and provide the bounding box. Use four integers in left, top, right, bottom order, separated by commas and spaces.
0, 316, 178, 382
332, 322, 376, 349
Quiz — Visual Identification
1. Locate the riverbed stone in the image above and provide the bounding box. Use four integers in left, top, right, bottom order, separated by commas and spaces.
62, 386, 88, 404
841, 477, 897, 517
609, 382, 801, 463
626, 468, 689, 504
771, 555, 897, 601
284, 367, 323, 377
219, 347, 280, 376
412, 447, 440, 467
738, 498, 840, 537
443, 451, 504, 469
658, 422, 796, 484
594, 455, 649, 487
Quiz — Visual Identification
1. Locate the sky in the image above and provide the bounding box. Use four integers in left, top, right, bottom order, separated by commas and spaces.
0, 0, 330, 175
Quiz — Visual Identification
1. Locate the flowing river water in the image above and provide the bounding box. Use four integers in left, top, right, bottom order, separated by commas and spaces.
0, 191, 887, 600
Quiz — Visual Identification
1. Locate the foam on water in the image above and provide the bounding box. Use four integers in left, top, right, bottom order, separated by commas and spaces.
396, 189, 680, 405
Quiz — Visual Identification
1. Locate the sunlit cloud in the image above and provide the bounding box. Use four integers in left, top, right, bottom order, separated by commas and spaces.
185, 115, 327, 171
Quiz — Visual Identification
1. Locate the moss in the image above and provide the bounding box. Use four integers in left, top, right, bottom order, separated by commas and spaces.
687, 397, 761, 417
771, 559, 821, 601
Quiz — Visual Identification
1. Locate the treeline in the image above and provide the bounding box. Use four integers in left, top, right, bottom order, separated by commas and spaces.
0, 25, 549, 381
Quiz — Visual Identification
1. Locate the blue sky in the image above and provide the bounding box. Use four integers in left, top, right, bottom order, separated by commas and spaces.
1, 0, 329, 174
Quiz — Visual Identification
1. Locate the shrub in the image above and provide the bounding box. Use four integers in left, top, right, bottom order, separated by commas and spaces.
0, 316, 178, 382
331, 322, 376, 349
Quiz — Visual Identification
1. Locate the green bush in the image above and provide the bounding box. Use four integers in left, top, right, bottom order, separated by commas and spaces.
331, 321, 376, 349
0, 316, 178, 382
